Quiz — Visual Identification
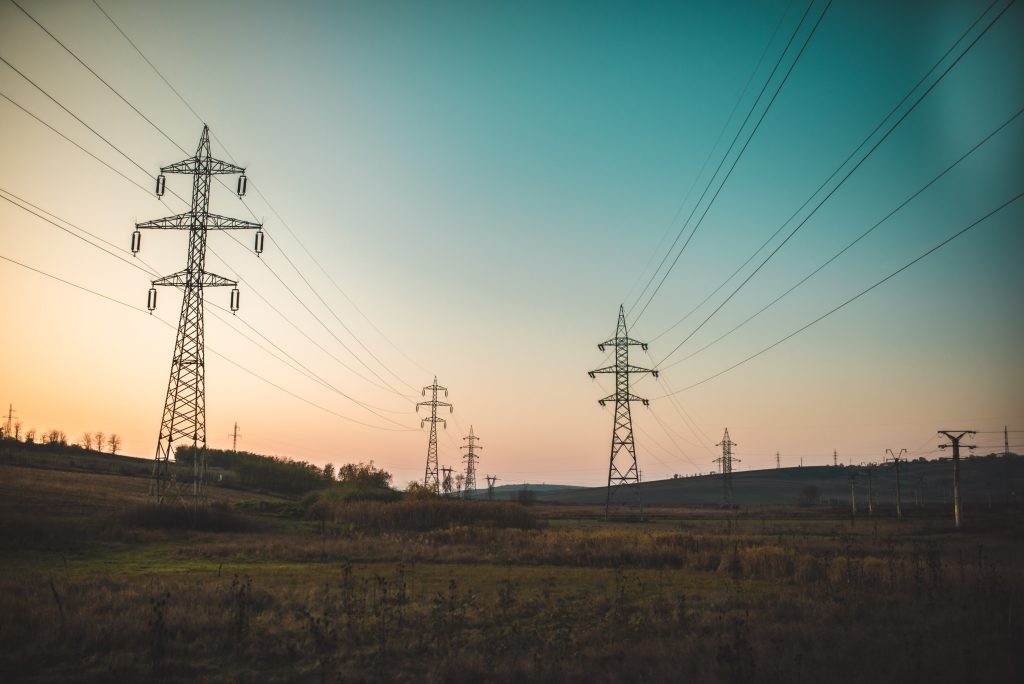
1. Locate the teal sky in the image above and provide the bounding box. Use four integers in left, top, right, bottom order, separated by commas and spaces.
1, 0, 1021, 486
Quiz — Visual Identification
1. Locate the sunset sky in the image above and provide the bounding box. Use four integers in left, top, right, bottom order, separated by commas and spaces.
1, 0, 1021, 488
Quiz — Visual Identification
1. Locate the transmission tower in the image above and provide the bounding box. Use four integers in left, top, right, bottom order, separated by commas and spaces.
461, 425, 481, 499
3, 404, 14, 439
134, 126, 262, 508
938, 429, 976, 529
885, 448, 907, 520
486, 475, 498, 501
439, 466, 453, 497
776, 451, 780, 469
714, 428, 740, 506
833, 449, 838, 467
589, 305, 658, 519
229, 422, 241, 452
416, 377, 452, 493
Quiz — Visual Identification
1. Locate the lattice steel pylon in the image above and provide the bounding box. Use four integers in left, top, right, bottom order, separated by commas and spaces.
714, 428, 740, 507
461, 425, 482, 499
134, 126, 261, 508
589, 305, 658, 519
416, 377, 452, 493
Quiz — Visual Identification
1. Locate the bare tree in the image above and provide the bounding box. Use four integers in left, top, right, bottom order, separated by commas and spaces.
14, 420, 22, 441
45, 430, 66, 446
25, 428, 36, 444
94, 431, 104, 452
108, 433, 121, 455
81, 432, 93, 450
323, 462, 335, 481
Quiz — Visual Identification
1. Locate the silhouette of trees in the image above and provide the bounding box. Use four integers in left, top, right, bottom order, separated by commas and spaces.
45, 430, 67, 446
24, 428, 36, 444
322, 463, 335, 481
108, 434, 121, 455
81, 433, 93, 450
93, 431, 104, 452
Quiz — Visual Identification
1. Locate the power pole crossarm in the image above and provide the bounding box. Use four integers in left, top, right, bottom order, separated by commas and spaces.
938, 430, 976, 529
161, 155, 244, 176
137, 213, 261, 231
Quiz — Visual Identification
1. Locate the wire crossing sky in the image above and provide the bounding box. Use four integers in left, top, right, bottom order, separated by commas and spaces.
0, 0, 1021, 487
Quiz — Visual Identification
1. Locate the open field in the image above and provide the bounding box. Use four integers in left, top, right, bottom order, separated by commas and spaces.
1, 460, 1022, 683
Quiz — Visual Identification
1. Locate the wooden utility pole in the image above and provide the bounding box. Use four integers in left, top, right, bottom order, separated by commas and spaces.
866, 468, 874, 515
938, 430, 976, 529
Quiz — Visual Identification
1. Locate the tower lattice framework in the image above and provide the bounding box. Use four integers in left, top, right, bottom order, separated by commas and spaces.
461, 425, 482, 498
714, 428, 740, 506
136, 126, 261, 507
589, 305, 658, 518
416, 377, 452, 493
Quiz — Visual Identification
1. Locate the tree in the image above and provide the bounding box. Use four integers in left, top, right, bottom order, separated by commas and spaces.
25, 428, 36, 444
94, 431, 104, 452
797, 485, 821, 506
108, 433, 121, 455
81, 433, 93, 450
45, 430, 66, 446
322, 463, 336, 481
13, 420, 21, 440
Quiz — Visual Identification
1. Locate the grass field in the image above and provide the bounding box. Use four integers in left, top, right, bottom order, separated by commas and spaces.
1, 460, 1021, 683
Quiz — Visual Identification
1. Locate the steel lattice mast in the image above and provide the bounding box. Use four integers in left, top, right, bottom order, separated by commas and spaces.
134, 125, 262, 508
589, 305, 658, 518
461, 425, 482, 499
714, 428, 740, 506
416, 377, 452, 493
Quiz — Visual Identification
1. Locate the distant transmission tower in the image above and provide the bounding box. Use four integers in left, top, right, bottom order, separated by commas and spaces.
714, 428, 740, 506
486, 475, 498, 501
229, 422, 241, 452
441, 466, 454, 497
776, 451, 780, 469
588, 305, 658, 519
833, 449, 838, 467
416, 377, 452, 493
134, 125, 262, 508
461, 425, 481, 499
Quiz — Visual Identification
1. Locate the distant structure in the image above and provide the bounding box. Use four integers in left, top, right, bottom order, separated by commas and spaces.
938, 429, 976, 529
714, 428, 740, 506
833, 449, 838, 467
461, 426, 482, 499
134, 126, 262, 508
589, 305, 658, 519
486, 475, 498, 501
885, 448, 907, 520
441, 466, 454, 497
776, 451, 780, 469
848, 471, 858, 515
3, 404, 14, 439
416, 377, 452, 493
229, 422, 241, 453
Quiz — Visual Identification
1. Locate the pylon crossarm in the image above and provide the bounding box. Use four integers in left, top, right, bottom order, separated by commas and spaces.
137, 213, 261, 231
152, 270, 237, 288
161, 156, 245, 176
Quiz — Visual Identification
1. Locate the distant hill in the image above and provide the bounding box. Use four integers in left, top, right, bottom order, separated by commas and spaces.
529, 455, 1022, 508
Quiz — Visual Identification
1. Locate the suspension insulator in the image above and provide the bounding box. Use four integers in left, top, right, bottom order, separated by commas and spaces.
147, 287, 157, 313
254, 229, 264, 256
131, 230, 142, 255
237, 174, 247, 197
155, 174, 166, 197
230, 287, 240, 314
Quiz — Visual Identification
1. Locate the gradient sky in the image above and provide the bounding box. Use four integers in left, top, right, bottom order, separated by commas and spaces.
1, 0, 1022, 487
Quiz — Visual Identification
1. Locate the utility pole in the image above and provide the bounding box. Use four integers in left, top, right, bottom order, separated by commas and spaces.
776, 451, 780, 469
416, 377, 452, 493
866, 468, 874, 515
833, 449, 838, 467
441, 466, 454, 497
938, 430, 976, 529
589, 305, 658, 519
714, 428, 740, 507
486, 475, 498, 501
134, 126, 262, 509
461, 425, 481, 499
848, 471, 858, 516
229, 422, 241, 452
885, 448, 907, 520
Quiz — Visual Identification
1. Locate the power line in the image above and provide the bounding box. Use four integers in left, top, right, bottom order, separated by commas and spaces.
660, 100, 1024, 372
630, 0, 831, 325
654, 0, 1016, 368
653, 187, 1024, 397
647, 0, 1005, 347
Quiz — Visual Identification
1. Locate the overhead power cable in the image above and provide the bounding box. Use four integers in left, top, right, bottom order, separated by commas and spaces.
649, 0, 1006, 347
629, 0, 831, 325
654, 0, 1017, 369
653, 187, 1024, 397
660, 101, 1024, 372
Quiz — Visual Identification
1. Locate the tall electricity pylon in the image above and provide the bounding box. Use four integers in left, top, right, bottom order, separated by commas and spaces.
134, 126, 261, 508
486, 475, 498, 501
461, 425, 481, 499
938, 429, 976, 529
589, 305, 658, 519
714, 428, 740, 506
441, 466, 454, 497
416, 377, 452, 493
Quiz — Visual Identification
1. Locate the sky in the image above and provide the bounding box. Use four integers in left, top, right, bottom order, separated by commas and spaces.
1, 0, 1022, 488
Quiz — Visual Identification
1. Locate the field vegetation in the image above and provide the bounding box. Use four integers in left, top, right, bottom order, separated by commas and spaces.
0, 455, 1021, 683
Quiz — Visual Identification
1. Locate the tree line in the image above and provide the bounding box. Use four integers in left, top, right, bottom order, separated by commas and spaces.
0, 424, 122, 455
